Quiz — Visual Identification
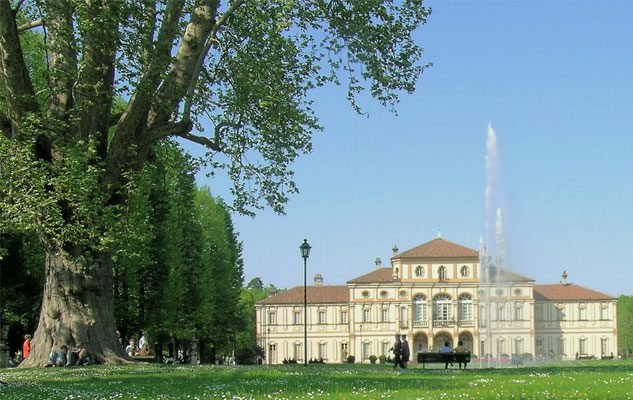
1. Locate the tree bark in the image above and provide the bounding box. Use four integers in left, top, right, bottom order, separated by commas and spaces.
20, 246, 127, 367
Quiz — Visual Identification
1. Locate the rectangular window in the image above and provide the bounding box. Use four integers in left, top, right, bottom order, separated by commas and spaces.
535, 305, 543, 320
600, 306, 608, 320
480, 340, 485, 357
601, 338, 608, 355
498, 339, 505, 355
363, 309, 370, 323
293, 311, 301, 325
579, 338, 587, 355
514, 307, 523, 321
497, 306, 505, 321
340, 310, 348, 324
381, 309, 389, 322
362, 342, 370, 360
557, 338, 565, 356
515, 339, 523, 355
318, 311, 326, 324
318, 343, 327, 360
400, 307, 408, 326
382, 342, 390, 356
341, 343, 348, 361
294, 343, 303, 361
268, 312, 276, 325
579, 307, 587, 321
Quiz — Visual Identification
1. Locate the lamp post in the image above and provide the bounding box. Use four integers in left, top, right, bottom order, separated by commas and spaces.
300, 239, 311, 366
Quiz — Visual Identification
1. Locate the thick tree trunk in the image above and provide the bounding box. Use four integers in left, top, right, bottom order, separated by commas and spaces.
20, 247, 127, 367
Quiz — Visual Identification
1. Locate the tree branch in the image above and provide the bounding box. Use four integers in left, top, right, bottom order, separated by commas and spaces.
13, 0, 26, 13
44, 1, 77, 121
148, 0, 220, 127
178, 132, 220, 150
182, 0, 246, 121
0, 0, 39, 135
17, 18, 43, 32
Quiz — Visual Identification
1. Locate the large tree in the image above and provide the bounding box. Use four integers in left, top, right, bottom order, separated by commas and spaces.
0, 0, 431, 366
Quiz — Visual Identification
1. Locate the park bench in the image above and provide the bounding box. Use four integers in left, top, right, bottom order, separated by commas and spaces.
577, 355, 595, 360
416, 352, 471, 369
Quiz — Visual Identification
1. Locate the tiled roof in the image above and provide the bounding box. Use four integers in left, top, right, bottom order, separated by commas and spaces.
395, 238, 478, 259
257, 285, 349, 305
348, 268, 394, 284
484, 265, 534, 283
533, 284, 615, 301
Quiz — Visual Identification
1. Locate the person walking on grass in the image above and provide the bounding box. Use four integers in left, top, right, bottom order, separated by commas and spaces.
401, 335, 410, 369
390, 334, 402, 369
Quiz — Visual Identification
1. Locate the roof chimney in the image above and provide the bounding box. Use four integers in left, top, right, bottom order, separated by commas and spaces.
314, 273, 323, 286
561, 270, 568, 285
375, 257, 382, 269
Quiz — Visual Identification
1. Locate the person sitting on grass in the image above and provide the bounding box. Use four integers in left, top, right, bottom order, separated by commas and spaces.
453, 340, 469, 370
46, 346, 68, 367
439, 341, 453, 369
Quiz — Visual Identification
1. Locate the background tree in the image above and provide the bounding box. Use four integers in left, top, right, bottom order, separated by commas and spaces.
0, 0, 430, 366
0, 232, 44, 354
618, 295, 633, 357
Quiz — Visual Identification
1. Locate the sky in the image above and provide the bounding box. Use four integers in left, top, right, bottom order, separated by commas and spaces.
193, 1, 633, 297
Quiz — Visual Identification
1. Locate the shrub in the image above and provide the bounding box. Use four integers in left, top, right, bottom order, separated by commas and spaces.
500, 353, 509, 358
368, 355, 377, 364
522, 353, 533, 361
378, 354, 387, 364
346, 355, 355, 364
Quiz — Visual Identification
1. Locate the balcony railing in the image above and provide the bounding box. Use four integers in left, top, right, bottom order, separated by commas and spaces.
413, 320, 429, 328
458, 320, 474, 327
432, 320, 455, 328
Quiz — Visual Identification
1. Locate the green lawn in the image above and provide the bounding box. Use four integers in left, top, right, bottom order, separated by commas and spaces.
1, 360, 632, 399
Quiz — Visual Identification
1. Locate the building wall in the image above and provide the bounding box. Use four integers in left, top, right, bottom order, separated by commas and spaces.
256, 263, 617, 363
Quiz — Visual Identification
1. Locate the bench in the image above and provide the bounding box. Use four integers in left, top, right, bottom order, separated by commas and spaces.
416, 352, 471, 369
577, 355, 595, 360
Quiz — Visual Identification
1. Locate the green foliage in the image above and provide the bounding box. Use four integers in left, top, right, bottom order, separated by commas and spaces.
111, 144, 244, 356
617, 295, 633, 356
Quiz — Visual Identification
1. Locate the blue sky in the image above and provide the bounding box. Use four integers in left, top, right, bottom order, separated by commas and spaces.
194, 1, 633, 296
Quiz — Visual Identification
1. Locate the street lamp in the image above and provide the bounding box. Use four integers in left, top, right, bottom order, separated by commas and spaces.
300, 239, 311, 366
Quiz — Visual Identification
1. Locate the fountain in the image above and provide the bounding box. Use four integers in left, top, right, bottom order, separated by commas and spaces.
478, 124, 510, 368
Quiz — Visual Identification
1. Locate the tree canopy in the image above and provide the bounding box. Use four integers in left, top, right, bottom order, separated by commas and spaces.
0, 0, 430, 365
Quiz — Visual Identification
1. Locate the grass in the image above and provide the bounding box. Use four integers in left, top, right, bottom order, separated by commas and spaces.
1, 359, 632, 399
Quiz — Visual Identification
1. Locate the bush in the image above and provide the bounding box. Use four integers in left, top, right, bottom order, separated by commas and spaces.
378, 354, 387, 364
522, 353, 533, 361
500, 353, 509, 358
368, 355, 377, 364
346, 355, 355, 364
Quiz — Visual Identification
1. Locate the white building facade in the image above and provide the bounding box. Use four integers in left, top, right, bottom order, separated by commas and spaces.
255, 238, 618, 364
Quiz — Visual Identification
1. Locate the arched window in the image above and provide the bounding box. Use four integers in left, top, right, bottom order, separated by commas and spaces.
413, 294, 428, 322
460, 265, 469, 277
433, 294, 452, 322
458, 294, 473, 322
415, 265, 424, 277
438, 265, 447, 281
